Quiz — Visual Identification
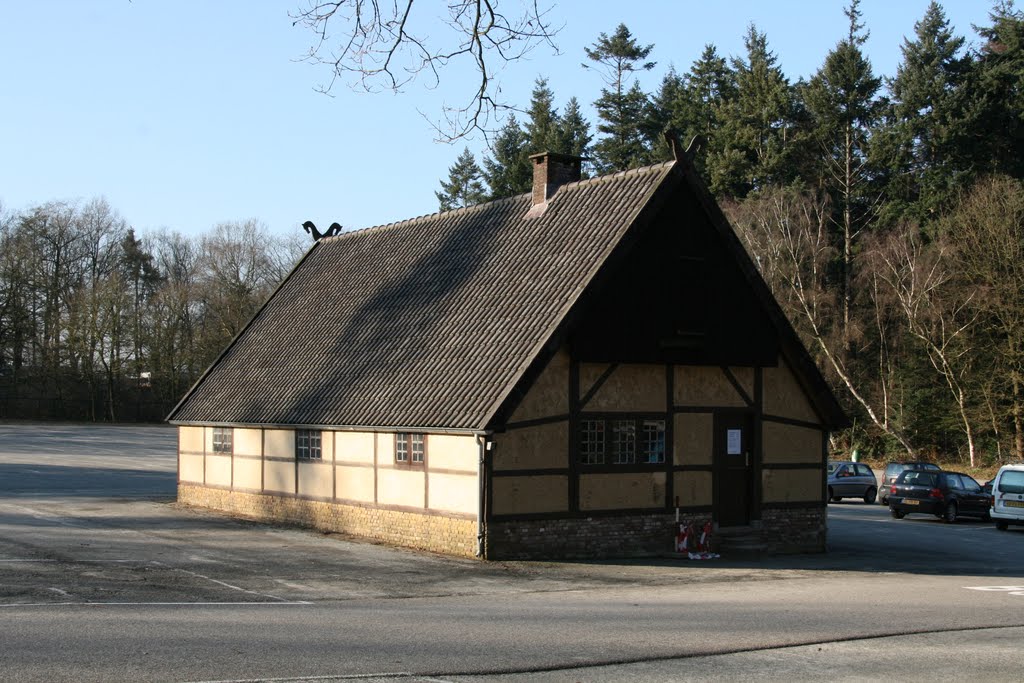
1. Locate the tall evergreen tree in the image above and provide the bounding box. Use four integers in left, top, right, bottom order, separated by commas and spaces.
640, 68, 686, 163
584, 24, 656, 172
682, 45, 738, 183
871, 1, 970, 224
436, 148, 487, 211
803, 0, 882, 349
555, 96, 593, 160
969, 1, 1024, 179
710, 25, 800, 198
524, 77, 561, 154
483, 114, 531, 199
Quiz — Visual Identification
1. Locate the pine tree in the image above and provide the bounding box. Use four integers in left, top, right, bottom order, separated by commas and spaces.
436, 147, 487, 211
803, 0, 882, 349
640, 68, 686, 163
483, 115, 531, 200
711, 25, 800, 198
969, 1, 1024, 179
524, 77, 561, 154
584, 24, 656, 173
871, 1, 970, 224
555, 96, 593, 160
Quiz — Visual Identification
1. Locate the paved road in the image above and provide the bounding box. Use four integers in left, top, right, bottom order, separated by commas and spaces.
0, 423, 1022, 682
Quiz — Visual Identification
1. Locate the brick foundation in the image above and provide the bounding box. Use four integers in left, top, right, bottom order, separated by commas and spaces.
178, 484, 478, 558
486, 507, 827, 560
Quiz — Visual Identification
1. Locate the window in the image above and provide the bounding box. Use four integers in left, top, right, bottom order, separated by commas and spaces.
395, 433, 425, 466
641, 420, 666, 464
580, 420, 605, 465
579, 418, 665, 466
611, 420, 636, 464
212, 427, 232, 454
296, 429, 322, 460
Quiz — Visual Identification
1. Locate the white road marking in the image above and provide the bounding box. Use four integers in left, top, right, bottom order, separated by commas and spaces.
152, 561, 291, 602
965, 585, 1024, 596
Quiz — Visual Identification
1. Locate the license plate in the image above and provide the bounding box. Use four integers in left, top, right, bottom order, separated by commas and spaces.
1005, 500, 1024, 508
903, 499, 920, 506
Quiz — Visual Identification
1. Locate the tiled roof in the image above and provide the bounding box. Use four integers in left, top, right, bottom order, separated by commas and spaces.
168, 162, 677, 430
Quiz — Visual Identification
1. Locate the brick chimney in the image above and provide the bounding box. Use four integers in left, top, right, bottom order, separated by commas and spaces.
529, 152, 583, 207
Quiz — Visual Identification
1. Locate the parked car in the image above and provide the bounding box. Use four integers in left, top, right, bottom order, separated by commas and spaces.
878, 461, 941, 505
827, 461, 877, 503
888, 469, 990, 523
989, 464, 1024, 531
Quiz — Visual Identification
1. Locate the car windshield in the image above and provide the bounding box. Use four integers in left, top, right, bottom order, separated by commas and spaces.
997, 470, 1024, 494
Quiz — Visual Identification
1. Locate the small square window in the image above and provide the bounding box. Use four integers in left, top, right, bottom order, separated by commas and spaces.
396, 433, 426, 467
296, 429, 322, 460
212, 427, 232, 454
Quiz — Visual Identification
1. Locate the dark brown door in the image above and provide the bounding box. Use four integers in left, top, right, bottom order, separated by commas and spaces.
714, 412, 753, 527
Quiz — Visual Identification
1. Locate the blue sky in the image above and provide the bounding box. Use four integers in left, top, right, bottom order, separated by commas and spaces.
0, 1, 994, 239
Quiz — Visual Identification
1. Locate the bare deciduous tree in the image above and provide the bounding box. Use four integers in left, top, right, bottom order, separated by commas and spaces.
292, 0, 560, 140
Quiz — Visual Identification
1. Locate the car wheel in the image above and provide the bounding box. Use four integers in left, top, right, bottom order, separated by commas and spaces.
879, 494, 888, 506
864, 487, 877, 504
996, 520, 1009, 531
891, 509, 905, 519
827, 486, 836, 502
943, 502, 958, 524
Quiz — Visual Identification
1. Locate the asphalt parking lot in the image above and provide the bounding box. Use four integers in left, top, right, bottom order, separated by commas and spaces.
1, 423, 1023, 682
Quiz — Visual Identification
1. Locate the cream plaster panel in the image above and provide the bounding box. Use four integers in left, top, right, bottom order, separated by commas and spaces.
491, 476, 568, 515
298, 461, 333, 499
336, 465, 375, 502
428, 472, 479, 515
234, 428, 262, 457
763, 422, 823, 464
335, 431, 375, 465
428, 434, 477, 472
492, 422, 568, 471
263, 460, 295, 494
763, 469, 822, 503
179, 426, 204, 454
763, 358, 820, 423
204, 427, 214, 453
234, 457, 262, 490
579, 472, 666, 511
509, 347, 570, 422
377, 468, 425, 508
264, 429, 295, 459
378, 433, 395, 463
205, 454, 232, 487
674, 366, 747, 407
729, 367, 755, 402
673, 471, 712, 507
674, 413, 713, 465
583, 364, 666, 412
179, 453, 204, 483
321, 432, 335, 463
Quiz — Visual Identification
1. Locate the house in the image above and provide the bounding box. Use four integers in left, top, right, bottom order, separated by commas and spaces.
167, 145, 848, 559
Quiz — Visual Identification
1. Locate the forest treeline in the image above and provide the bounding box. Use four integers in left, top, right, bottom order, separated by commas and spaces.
435, 1, 1024, 465
2, 1, 1021, 465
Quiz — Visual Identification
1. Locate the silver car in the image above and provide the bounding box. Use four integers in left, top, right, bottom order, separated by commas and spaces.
827, 461, 878, 504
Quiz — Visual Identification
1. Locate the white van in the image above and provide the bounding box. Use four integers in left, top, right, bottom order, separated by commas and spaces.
990, 464, 1024, 530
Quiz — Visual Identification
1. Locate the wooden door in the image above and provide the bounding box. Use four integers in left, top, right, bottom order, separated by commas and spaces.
714, 412, 753, 527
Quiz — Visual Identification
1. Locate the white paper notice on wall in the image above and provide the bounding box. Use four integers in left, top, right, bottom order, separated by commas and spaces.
727, 429, 742, 455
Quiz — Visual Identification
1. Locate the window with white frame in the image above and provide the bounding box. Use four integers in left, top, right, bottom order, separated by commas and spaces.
395, 433, 425, 466
296, 429, 322, 460
580, 419, 605, 465
212, 427, 233, 454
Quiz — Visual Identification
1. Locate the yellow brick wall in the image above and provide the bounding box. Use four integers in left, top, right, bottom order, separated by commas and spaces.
178, 483, 478, 558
